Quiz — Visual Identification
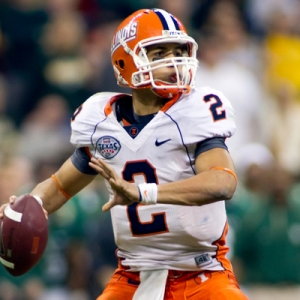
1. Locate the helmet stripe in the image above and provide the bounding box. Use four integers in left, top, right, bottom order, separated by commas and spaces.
170, 16, 180, 30
153, 9, 179, 31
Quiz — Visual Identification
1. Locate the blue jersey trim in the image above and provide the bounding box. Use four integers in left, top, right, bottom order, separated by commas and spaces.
71, 148, 98, 175
165, 112, 196, 175
195, 137, 228, 158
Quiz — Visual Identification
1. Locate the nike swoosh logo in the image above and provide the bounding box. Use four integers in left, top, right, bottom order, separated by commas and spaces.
155, 138, 171, 146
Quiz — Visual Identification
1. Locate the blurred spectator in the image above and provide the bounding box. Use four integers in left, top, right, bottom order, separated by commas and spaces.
81, 18, 128, 95
0, 155, 35, 202
201, 0, 263, 76
234, 143, 275, 183
261, 79, 300, 177
225, 143, 274, 262
77, 0, 103, 26
0, 280, 21, 300
45, 0, 80, 16
0, 21, 9, 74
95, 0, 156, 18
262, 3, 300, 96
0, 74, 19, 164
16, 94, 73, 164
246, 286, 300, 300
245, 0, 300, 37
38, 11, 92, 111
0, 0, 48, 125
233, 164, 300, 285
22, 278, 46, 300
192, 0, 250, 36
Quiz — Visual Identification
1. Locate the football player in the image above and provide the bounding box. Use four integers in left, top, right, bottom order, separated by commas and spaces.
0, 8, 248, 300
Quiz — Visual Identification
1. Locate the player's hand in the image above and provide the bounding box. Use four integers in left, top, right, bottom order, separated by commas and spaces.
0, 195, 48, 220
89, 157, 140, 211
0, 195, 17, 218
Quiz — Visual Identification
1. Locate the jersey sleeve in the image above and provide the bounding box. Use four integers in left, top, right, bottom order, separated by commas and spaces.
71, 148, 98, 175
70, 93, 109, 149
195, 137, 228, 158
177, 86, 236, 145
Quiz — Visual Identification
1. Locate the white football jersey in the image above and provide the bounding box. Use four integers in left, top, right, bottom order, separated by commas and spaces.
71, 86, 236, 272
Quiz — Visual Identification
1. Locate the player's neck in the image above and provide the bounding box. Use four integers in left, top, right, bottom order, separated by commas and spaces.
132, 89, 166, 116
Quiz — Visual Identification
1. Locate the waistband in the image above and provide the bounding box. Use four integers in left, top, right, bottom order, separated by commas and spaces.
117, 257, 228, 281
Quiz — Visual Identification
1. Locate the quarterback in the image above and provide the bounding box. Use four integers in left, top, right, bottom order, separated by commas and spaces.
0, 8, 248, 300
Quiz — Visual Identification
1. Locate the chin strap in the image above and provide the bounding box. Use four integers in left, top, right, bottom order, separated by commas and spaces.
113, 65, 129, 86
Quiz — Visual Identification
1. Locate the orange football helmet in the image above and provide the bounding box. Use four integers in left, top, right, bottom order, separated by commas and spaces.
111, 8, 198, 98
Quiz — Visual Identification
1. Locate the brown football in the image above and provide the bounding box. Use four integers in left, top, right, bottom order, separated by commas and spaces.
0, 194, 48, 276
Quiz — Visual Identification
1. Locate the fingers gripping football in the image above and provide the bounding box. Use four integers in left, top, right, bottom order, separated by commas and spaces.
0, 196, 17, 219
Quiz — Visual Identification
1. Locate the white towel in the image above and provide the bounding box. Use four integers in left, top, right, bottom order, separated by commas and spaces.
133, 269, 168, 300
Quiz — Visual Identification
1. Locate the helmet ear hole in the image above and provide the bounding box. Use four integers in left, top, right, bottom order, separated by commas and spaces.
118, 60, 125, 69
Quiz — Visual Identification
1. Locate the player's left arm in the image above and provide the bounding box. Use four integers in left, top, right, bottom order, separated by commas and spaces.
157, 147, 237, 206
89, 147, 237, 211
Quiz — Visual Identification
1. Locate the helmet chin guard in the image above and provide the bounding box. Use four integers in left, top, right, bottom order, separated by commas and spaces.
111, 8, 198, 98
151, 82, 191, 99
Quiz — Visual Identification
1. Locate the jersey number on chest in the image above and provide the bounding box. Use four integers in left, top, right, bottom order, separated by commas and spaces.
123, 160, 169, 236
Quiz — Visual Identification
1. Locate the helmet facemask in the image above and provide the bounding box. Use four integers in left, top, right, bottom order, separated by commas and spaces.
130, 35, 198, 98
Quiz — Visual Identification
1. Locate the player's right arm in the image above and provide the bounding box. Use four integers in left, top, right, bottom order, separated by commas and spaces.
0, 158, 97, 218
30, 158, 96, 214
28, 94, 107, 215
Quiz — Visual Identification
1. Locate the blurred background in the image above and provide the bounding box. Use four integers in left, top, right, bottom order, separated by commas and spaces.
1, 0, 300, 299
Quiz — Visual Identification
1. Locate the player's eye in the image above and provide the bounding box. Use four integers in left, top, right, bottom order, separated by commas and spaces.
151, 51, 164, 61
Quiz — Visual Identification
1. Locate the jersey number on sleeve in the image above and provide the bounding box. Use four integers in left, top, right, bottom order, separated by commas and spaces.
203, 94, 226, 121
122, 161, 169, 236
71, 104, 83, 121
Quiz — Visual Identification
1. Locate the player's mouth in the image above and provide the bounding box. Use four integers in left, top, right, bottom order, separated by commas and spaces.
169, 73, 180, 83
